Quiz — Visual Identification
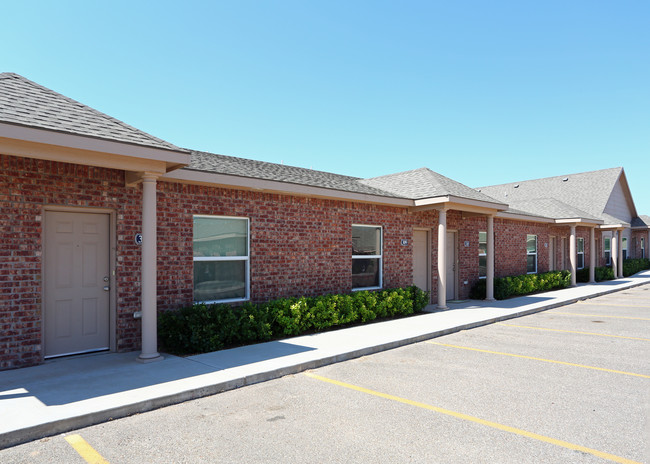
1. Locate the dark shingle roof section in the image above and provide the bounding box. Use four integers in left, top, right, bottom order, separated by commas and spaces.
0, 73, 184, 152
632, 215, 650, 228
478, 167, 623, 221
187, 150, 403, 197
502, 198, 601, 221
360, 167, 506, 204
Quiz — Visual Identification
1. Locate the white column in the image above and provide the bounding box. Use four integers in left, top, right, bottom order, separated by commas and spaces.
437, 209, 447, 309
617, 229, 624, 278
486, 215, 495, 301
569, 225, 577, 287
137, 173, 163, 363
589, 227, 596, 283
611, 231, 618, 279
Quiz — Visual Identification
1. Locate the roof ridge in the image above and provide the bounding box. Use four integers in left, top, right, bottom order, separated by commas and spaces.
2, 73, 183, 152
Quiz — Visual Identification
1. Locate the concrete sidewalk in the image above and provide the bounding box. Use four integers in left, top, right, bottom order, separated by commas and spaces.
2, 272, 649, 449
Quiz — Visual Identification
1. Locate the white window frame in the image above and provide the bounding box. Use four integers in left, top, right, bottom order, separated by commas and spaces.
604, 237, 611, 265
577, 238, 584, 269
642, 238, 646, 259
527, 234, 538, 274
622, 237, 628, 260
352, 224, 383, 291
478, 231, 487, 279
193, 215, 250, 304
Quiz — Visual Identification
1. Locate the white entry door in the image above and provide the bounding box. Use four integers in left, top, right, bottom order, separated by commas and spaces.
446, 231, 456, 300
44, 211, 110, 358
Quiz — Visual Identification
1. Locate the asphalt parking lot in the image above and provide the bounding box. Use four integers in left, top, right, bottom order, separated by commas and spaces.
2, 285, 648, 464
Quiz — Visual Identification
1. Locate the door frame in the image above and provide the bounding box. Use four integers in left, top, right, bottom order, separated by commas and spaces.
412, 228, 432, 302
42, 206, 118, 358
446, 229, 458, 301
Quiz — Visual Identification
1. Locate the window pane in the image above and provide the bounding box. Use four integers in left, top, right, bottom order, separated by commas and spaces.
194, 260, 246, 301
526, 235, 537, 253
527, 255, 536, 273
577, 254, 584, 269
352, 226, 380, 255
604, 238, 611, 251
478, 231, 487, 255
194, 217, 247, 257
352, 258, 380, 288
622, 238, 627, 250
577, 239, 584, 253
478, 255, 487, 278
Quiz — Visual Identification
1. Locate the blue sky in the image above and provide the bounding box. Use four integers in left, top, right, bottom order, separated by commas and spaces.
3, 1, 649, 213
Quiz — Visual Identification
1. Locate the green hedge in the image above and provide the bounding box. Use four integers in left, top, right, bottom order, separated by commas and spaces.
576, 266, 615, 283
469, 270, 571, 300
158, 286, 429, 355
623, 258, 650, 277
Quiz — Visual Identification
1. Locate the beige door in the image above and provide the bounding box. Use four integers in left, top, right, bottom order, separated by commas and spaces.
446, 231, 456, 300
44, 211, 110, 358
412, 230, 430, 293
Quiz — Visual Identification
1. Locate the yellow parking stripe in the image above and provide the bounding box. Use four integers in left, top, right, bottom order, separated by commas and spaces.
427, 342, 649, 378
550, 312, 650, 321
64, 434, 110, 464
305, 373, 641, 464
498, 323, 650, 341
578, 302, 650, 309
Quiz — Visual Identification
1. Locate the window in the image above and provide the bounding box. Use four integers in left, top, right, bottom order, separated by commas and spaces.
526, 234, 537, 274
604, 237, 611, 265
478, 231, 487, 279
622, 237, 627, 260
642, 238, 646, 259
352, 225, 382, 290
193, 216, 249, 303
577, 238, 584, 269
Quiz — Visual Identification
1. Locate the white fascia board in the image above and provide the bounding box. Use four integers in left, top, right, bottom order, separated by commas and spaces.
555, 218, 604, 226
0, 122, 190, 171
496, 211, 555, 223
412, 195, 507, 211
599, 223, 631, 230
163, 169, 414, 207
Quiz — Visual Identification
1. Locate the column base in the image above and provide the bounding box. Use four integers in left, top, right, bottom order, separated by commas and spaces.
136, 353, 164, 364
485, 298, 496, 302
437, 305, 448, 310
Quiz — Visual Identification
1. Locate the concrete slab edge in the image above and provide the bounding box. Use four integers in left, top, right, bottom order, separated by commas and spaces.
2, 278, 647, 450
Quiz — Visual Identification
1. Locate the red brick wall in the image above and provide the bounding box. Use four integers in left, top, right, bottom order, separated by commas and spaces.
0, 154, 143, 370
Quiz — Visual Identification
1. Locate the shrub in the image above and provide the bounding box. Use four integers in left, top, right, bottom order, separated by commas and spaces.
576, 266, 615, 283
469, 270, 571, 300
623, 258, 650, 277
158, 286, 429, 355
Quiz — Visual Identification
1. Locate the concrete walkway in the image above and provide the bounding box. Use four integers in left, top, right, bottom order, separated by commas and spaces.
2, 271, 649, 449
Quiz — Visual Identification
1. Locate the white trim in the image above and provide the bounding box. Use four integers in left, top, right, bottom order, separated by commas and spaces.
577, 237, 585, 269
478, 230, 487, 279
352, 225, 383, 290
527, 234, 538, 274
192, 215, 250, 303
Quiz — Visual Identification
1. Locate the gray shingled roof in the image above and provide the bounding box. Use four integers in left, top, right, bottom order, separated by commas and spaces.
360, 168, 505, 204
632, 215, 650, 228
187, 150, 403, 198
501, 198, 601, 221
478, 168, 623, 222
0, 73, 185, 152
187, 152, 505, 204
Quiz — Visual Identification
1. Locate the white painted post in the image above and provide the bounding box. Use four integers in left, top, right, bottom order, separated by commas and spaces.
589, 227, 596, 283
138, 173, 163, 363
617, 229, 624, 278
486, 215, 495, 301
437, 209, 448, 309
569, 225, 577, 287
611, 231, 618, 279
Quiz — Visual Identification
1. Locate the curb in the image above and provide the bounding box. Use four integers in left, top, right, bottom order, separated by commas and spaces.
2, 278, 647, 449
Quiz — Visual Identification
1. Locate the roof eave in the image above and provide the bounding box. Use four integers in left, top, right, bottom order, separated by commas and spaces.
411, 195, 508, 213
554, 218, 604, 226
164, 168, 413, 207
0, 121, 190, 173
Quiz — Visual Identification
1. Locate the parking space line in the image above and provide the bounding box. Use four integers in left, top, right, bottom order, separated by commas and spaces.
498, 323, 650, 341
577, 302, 650, 309
64, 434, 110, 464
304, 373, 641, 464
426, 342, 650, 378
549, 312, 650, 321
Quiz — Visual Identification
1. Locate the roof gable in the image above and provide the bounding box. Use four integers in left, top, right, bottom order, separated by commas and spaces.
478, 167, 630, 223
0, 72, 183, 152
